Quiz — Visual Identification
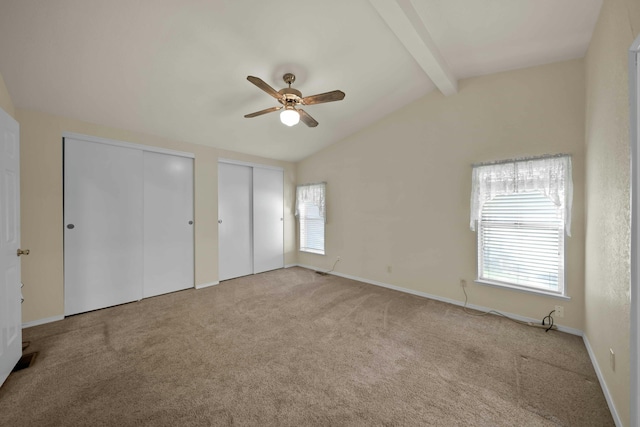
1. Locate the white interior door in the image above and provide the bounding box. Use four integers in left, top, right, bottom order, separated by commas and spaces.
143, 152, 194, 298
0, 108, 21, 387
64, 139, 144, 316
218, 162, 253, 281
253, 168, 284, 274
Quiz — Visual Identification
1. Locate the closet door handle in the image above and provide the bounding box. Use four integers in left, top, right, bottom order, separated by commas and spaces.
188, 221, 193, 225
218, 220, 222, 224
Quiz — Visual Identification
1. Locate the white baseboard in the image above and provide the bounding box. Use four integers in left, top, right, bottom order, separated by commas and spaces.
294, 263, 582, 336
582, 334, 622, 427
22, 315, 64, 329
195, 281, 219, 290
284, 264, 298, 269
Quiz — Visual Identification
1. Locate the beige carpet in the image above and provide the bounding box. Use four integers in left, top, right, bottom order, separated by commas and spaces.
0, 267, 613, 426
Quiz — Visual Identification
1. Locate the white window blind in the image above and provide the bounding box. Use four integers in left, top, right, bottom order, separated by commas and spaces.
478, 192, 564, 294
471, 155, 571, 296
296, 183, 326, 255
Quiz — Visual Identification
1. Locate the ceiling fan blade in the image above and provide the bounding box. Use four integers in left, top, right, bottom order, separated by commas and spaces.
298, 109, 319, 127
247, 76, 283, 100
301, 90, 345, 105
244, 105, 283, 118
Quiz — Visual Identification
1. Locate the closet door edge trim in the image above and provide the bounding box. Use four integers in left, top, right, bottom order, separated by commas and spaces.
218, 158, 283, 172
62, 132, 194, 159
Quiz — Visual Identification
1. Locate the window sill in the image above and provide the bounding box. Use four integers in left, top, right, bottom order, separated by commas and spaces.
300, 249, 325, 255
475, 279, 571, 300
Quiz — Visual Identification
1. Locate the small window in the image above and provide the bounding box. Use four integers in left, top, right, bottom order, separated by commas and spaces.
296, 183, 326, 255
478, 192, 564, 294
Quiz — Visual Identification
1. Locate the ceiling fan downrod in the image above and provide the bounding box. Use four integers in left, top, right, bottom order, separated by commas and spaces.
283, 73, 296, 87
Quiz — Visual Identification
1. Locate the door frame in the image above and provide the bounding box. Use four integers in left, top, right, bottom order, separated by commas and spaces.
629, 33, 640, 427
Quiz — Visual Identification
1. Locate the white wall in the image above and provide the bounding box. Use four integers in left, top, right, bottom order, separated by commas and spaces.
0, 72, 15, 118
297, 59, 586, 331
584, 1, 640, 425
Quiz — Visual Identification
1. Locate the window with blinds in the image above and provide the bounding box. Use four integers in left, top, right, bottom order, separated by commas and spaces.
298, 202, 325, 254
296, 182, 326, 255
477, 192, 564, 294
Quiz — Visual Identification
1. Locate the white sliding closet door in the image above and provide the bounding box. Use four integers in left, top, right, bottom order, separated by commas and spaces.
253, 168, 284, 274
143, 152, 194, 298
64, 139, 144, 316
218, 163, 253, 281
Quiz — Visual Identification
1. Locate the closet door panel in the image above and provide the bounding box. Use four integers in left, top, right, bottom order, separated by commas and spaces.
64, 139, 144, 316
253, 168, 284, 274
143, 152, 194, 298
218, 163, 253, 281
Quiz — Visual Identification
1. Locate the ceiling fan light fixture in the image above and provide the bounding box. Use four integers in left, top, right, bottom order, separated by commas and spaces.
280, 108, 300, 126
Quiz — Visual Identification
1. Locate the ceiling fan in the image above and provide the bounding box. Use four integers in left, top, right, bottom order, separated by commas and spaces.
244, 73, 345, 127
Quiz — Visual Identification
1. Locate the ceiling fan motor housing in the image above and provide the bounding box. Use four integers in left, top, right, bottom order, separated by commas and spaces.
278, 88, 302, 107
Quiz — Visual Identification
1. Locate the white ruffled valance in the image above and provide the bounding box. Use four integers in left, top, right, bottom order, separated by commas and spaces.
470, 155, 572, 236
295, 182, 326, 221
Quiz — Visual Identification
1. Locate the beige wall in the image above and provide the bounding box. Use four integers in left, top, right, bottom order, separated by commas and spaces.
297, 59, 586, 331
18, 109, 296, 324
584, 0, 640, 425
0, 72, 15, 118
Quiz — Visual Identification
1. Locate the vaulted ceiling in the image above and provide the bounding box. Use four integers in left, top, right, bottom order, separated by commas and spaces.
0, 0, 602, 161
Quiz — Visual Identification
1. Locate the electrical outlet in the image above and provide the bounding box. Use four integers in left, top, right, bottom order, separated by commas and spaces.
460, 279, 467, 288
387, 265, 392, 273
554, 305, 564, 318
610, 349, 615, 371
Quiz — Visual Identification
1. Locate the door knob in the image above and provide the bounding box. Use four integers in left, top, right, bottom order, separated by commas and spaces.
218, 220, 222, 224
17, 249, 30, 256
188, 221, 193, 225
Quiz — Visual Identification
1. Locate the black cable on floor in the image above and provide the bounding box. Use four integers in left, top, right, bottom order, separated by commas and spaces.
542, 310, 555, 332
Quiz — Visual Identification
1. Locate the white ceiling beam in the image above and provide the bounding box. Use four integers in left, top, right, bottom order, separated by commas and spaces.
369, 0, 458, 96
